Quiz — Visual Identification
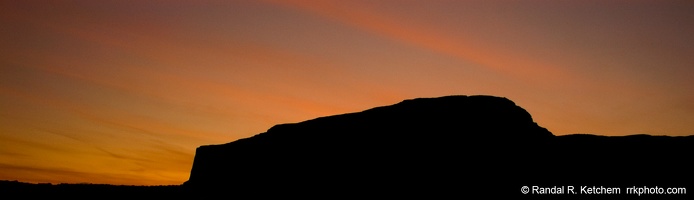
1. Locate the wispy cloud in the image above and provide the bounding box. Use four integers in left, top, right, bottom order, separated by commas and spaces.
0, 162, 180, 185
265, 0, 571, 84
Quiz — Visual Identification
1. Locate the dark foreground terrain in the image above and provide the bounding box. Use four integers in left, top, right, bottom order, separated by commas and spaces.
3, 95, 692, 199
0, 180, 183, 197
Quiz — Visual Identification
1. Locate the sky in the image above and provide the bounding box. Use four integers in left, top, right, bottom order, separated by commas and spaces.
1, 0, 693, 185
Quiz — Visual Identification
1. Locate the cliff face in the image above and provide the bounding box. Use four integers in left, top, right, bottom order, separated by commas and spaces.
183, 95, 693, 197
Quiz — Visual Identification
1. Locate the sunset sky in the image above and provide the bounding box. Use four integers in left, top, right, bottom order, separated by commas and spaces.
1, 0, 693, 185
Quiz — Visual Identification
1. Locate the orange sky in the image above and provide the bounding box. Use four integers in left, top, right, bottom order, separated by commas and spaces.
1, 0, 693, 185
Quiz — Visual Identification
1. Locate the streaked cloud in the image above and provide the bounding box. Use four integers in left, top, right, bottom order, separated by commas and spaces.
265, 0, 572, 84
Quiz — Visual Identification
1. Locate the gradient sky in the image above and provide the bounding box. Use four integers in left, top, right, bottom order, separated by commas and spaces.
1, 0, 693, 185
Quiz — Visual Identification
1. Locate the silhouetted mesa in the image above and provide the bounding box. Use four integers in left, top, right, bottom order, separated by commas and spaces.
184, 95, 693, 197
